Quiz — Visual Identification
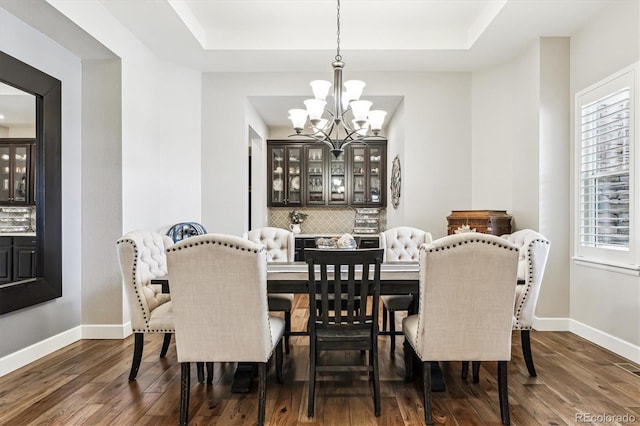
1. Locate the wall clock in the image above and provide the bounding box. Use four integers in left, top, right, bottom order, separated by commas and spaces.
390, 155, 401, 209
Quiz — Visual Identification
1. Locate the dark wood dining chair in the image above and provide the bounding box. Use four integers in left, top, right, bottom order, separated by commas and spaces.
304, 248, 384, 418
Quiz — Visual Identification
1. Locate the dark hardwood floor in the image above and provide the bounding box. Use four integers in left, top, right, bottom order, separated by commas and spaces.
1, 295, 638, 425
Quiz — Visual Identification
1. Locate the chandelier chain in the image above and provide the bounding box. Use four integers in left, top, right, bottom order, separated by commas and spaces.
335, 0, 341, 61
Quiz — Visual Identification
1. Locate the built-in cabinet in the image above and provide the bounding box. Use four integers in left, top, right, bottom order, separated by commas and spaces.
268, 140, 386, 207
0, 139, 35, 206
0, 236, 37, 284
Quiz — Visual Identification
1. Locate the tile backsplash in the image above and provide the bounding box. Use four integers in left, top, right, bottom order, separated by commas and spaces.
268, 207, 386, 235
0, 206, 35, 233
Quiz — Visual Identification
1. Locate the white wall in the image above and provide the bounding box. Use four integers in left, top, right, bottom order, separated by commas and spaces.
569, 0, 640, 360
0, 7, 82, 357
201, 72, 471, 238
48, 0, 202, 233
385, 100, 405, 228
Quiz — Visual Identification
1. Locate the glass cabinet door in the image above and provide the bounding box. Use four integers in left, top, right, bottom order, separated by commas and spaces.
329, 150, 347, 204
286, 147, 302, 205
270, 147, 285, 205
369, 146, 382, 204
0, 147, 10, 203
351, 147, 367, 204
13, 146, 28, 203
306, 147, 325, 204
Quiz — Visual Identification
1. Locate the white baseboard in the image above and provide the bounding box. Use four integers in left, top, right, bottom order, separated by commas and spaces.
81, 322, 132, 339
569, 319, 640, 364
533, 316, 571, 331
0, 326, 82, 377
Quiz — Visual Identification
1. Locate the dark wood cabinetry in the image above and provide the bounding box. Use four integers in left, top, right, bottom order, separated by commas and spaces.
0, 139, 35, 206
0, 235, 37, 284
446, 210, 512, 236
267, 140, 386, 207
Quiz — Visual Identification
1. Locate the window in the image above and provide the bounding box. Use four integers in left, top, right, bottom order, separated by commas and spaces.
575, 63, 638, 269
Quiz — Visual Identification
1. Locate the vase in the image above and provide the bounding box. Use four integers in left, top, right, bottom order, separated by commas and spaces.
289, 223, 301, 234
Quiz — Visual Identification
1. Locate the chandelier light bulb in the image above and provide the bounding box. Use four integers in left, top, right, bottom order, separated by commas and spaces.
288, 109, 308, 133
344, 80, 365, 101
368, 110, 387, 133
310, 80, 332, 100
350, 100, 372, 125
304, 99, 326, 125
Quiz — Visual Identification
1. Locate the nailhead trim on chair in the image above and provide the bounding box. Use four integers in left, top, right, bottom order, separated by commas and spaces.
167, 237, 276, 353
118, 238, 176, 333
411, 238, 517, 358
513, 238, 549, 329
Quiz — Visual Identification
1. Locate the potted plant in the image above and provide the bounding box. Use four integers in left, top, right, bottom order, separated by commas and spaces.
288, 210, 308, 234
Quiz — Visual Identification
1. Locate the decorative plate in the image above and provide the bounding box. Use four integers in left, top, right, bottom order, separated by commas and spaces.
391, 155, 401, 209
291, 176, 300, 190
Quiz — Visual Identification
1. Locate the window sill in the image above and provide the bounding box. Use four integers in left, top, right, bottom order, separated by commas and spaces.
572, 257, 640, 276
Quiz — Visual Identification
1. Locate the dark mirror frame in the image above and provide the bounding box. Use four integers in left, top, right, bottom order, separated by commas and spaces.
0, 51, 62, 314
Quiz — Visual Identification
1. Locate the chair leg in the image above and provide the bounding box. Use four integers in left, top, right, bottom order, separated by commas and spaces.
308, 339, 316, 417
461, 361, 469, 380
389, 310, 396, 355
423, 361, 434, 425
382, 305, 388, 331
521, 330, 537, 377
284, 310, 291, 354
196, 362, 205, 383
276, 339, 284, 384
472, 361, 481, 383
498, 361, 510, 425
128, 333, 144, 381
206, 362, 214, 385
403, 339, 413, 381
160, 333, 172, 358
258, 362, 267, 426
372, 338, 381, 416
179, 362, 191, 426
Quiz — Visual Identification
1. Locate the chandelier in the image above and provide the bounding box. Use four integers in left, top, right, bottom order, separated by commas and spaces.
288, 0, 387, 157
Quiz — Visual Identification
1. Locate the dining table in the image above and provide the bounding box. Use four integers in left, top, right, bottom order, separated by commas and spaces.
154, 261, 443, 393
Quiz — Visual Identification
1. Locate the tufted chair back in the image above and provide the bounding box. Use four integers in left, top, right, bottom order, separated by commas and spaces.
380, 226, 432, 262
117, 230, 174, 332
404, 233, 519, 361
501, 229, 550, 330
167, 234, 284, 363
243, 227, 295, 262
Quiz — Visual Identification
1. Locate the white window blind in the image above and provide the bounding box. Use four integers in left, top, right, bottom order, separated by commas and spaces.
575, 63, 638, 269
579, 88, 630, 249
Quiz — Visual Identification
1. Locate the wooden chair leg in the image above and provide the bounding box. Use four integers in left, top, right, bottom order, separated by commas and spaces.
461, 361, 469, 380
196, 363, 205, 383
472, 361, 481, 383
498, 361, 510, 425
206, 362, 214, 385
423, 361, 434, 425
403, 339, 413, 381
382, 305, 388, 331
276, 339, 284, 384
372, 338, 381, 416
258, 363, 267, 426
179, 362, 190, 426
389, 310, 396, 355
521, 330, 537, 377
284, 310, 291, 354
308, 339, 316, 417
128, 333, 144, 381
160, 333, 172, 358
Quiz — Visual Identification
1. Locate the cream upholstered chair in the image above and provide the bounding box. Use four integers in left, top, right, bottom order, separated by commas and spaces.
116, 230, 174, 381
379, 226, 432, 355
502, 229, 550, 377
403, 233, 519, 425
167, 234, 284, 426
243, 227, 295, 353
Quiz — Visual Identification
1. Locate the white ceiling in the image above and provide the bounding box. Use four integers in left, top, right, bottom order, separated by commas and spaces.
1, 0, 615, 129
0, 83, 36, 131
